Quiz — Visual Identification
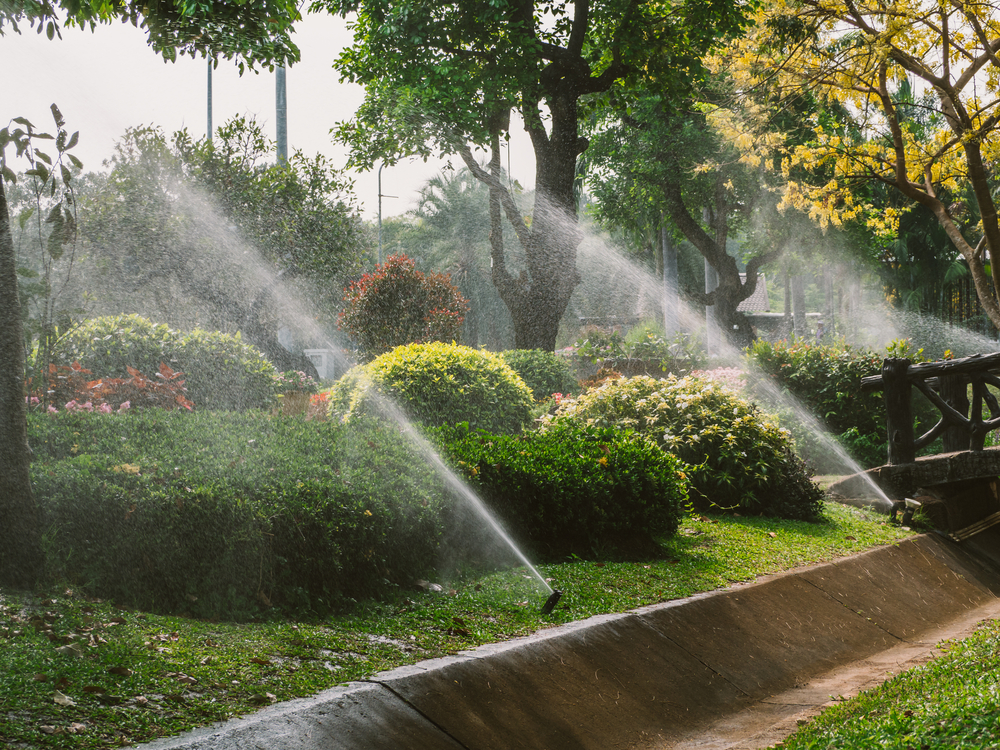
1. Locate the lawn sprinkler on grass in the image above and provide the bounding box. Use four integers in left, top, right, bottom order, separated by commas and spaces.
540, 589, 562, 615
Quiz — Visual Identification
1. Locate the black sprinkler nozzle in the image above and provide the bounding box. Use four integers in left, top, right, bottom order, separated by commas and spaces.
540, 589, 562, 615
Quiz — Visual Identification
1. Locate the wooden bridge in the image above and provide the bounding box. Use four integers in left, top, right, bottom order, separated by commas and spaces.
828, 353, 1000, 544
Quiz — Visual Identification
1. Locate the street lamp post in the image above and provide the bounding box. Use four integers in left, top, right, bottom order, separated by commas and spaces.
276, 65, 288, 165
377, 163, 397, 265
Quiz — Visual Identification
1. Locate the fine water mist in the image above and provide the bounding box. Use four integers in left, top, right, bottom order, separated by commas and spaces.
46, 161, 557, 597
564, 231, 898, 506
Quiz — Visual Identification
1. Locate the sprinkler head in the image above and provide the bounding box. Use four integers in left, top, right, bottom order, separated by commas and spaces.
540, 590, 562, 615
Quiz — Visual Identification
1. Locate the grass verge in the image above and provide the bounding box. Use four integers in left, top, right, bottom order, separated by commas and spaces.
1, 503, 912, 749
772, 618, 1000, 749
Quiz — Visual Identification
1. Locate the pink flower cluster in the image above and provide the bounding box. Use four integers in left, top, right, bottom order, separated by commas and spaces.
691, 367, 746, 392
54, 400, 131, 414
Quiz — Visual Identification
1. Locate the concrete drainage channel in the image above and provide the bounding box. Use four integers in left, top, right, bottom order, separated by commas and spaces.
135, 532, 1000, 750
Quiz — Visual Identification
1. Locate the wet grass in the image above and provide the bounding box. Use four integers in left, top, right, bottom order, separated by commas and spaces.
0, 502, 913, 749
772, 618, 1000, 749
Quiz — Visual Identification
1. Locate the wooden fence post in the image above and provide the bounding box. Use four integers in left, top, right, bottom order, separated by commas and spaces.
882, 357, 914, 465
940, 373, 971, 453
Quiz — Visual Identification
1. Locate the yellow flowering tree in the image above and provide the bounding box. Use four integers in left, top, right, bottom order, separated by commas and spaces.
727, 0, 1000, 327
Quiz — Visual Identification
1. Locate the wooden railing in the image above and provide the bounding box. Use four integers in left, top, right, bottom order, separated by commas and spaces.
860, 353, 1000, 465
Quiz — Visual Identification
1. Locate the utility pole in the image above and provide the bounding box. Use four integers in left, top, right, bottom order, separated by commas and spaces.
377, 163, 383, 265
276, 65, 288, 165
207, 59, 213, 145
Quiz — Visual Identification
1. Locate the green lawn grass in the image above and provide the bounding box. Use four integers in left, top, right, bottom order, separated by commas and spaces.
0, 503, 913, 749
772, 619, 1000, 749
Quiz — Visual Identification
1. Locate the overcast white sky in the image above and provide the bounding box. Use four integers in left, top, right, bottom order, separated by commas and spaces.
0, 13, 536, 220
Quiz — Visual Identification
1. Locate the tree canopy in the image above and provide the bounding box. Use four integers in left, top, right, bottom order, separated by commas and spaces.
734, 0, 1000, 330
75, 117, 366, 368
316, 0, 757, 350
0, 0, 301, 69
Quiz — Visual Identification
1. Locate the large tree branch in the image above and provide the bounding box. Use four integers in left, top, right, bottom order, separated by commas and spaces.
457, 141, 532, 249
660, 173, 731, 273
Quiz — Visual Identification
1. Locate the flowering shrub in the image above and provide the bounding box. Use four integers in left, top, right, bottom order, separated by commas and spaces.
545, 375, 823, 519
691, 367, 747, 393
306, 391, 330, 421
32, 361, 193, 412
273, 370, 319, 394
52, 314, 276, 411
338, 253, 469, 361
329, 342, 534, 434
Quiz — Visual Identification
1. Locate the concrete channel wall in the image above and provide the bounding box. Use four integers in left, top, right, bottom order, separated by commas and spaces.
136, 533, 1000, 750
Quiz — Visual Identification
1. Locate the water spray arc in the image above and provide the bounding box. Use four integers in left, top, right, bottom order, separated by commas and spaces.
352, 374, 555, 595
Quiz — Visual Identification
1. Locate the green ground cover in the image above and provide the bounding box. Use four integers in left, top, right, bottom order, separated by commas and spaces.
773, 619, 1000, 749
0, 504, 911, 749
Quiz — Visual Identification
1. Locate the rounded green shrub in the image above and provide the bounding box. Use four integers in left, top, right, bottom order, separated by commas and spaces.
436, 421, 688, 559
499, 349, 579, 400
328, 342, 534, 433
547, 374, 824, 520
52, 314, 278, 410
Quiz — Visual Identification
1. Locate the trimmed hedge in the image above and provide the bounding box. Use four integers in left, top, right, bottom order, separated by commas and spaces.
28, 408, 688, 617
51, 314, 277, 411
29, 411, 447, 618
499, 349, 579, 400
548, 375, 824, 520
329, 342, 534, 434
746, 339, 940, 470
435, 422, 688, 559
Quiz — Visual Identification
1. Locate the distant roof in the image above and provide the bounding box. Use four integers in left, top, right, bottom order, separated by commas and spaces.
736, 273, 770, 312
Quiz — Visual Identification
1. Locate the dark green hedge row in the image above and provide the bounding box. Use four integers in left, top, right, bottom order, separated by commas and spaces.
746, 340, 940, 470
433, 422, 688, 559
29, 411, 445, 618
28, 411, 685, 618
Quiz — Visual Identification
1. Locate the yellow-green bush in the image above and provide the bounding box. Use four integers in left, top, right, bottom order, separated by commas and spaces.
546, 375, 824, 520
329, 342, 533, 433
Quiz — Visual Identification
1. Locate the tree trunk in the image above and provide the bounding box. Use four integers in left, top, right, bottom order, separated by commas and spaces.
0, 178, 44, 588
662, 223, 679, 337
476, 92, 583, 351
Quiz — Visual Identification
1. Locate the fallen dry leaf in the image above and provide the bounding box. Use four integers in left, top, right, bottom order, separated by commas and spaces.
55, 643, 84, 658
53, 690, 75, 707
108, 666, 133, 677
